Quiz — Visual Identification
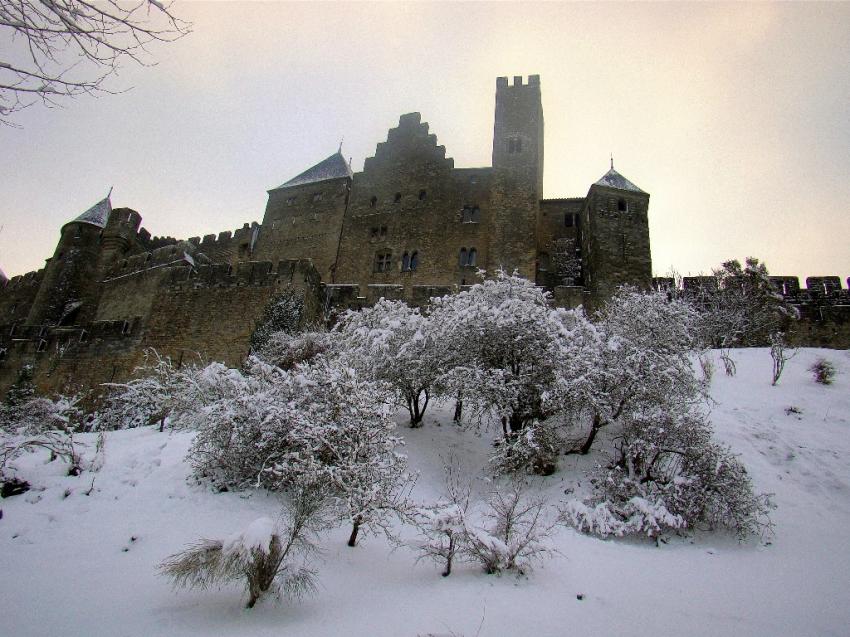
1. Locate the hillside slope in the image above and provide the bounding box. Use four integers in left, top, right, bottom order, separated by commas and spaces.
1, 348, 848, 637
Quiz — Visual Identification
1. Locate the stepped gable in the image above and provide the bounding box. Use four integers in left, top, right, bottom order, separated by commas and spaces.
64, 195, 112, 229
593, 167, 645, 193
271, 151, 353, 191
363, 112, 454, 172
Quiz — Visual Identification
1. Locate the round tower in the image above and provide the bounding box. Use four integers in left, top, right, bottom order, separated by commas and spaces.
26, 196, 111, 326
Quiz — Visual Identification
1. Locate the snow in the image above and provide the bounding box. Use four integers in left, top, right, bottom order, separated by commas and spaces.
1, 348, 850, 636
224, 517, 276, 557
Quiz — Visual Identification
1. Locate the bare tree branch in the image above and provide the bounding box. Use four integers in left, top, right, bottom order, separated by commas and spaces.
0, 0, 190, 125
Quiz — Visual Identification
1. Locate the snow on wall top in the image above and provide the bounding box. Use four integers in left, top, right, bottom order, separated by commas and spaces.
271, 151, 353, 191
593, 168, 645, 194
66, 196, 112, 229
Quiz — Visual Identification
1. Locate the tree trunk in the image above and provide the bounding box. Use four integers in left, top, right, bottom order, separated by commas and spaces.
442, 536, 454, 577
347, 519, 360, 547
578, 415, 602, 455
453, 397, 463, 423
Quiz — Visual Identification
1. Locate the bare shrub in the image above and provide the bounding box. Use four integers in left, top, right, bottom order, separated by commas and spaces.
809, 358, 836, 385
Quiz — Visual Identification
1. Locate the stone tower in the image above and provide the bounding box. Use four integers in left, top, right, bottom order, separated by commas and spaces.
26, 196, 111, 327
488, 75, 544, 279
580, 166, 652, 306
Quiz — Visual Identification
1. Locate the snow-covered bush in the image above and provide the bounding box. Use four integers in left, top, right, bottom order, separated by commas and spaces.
249, 290, 305, 353
691, 257, 797, 351
563, 404, 773, 540
95, 350, 187, 431
488, 420, 560, 477
462, 482, 556, 575
0, 393, 84, 480
568, 287, 704, 456
182, 355, 414, 546
255, 330, 332, 370
809, 358, 836, 385
428, 271, 569, 435
159, 492, 327, 609
336, 299, 441, 426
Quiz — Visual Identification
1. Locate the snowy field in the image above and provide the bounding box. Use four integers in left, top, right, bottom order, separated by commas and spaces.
1, 348, 849, 637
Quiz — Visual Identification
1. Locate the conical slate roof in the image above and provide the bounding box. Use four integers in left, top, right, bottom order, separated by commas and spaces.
271, 151, 353, 191
65, 195, 112, 229
593, 168, 645, 193
0, 267, 7, 286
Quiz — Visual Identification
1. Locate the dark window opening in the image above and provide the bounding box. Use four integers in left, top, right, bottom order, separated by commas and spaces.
410, 251, 418, 271
370, 196, 377, 208
0, 347, 6, 361
461, 205, 481, 223
121, 320, 131, 336
617, 198, 627, 212
418, 189, 427, 201
394, 192, 402, 203
402, 252, 410, 271
286, 196, 297, 206
507, 137, 523, 154
312, 192, 323, 203
79, 330, 88, 343
374, 251, 392, 273
564, 213, 574, 227
459, 247, 477, 267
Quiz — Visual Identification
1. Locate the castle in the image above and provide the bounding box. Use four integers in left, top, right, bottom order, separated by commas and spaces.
0, 75, 846, 399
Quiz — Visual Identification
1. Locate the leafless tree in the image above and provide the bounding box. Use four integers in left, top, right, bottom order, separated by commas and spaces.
0, 0, 190, 125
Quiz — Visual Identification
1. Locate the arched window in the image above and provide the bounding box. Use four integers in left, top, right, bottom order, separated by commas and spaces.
410, 251, 419, 271
418, 189, 427, 201
459, 248, 467, 267
402, 252, 410, 271
468, 248, 477, 266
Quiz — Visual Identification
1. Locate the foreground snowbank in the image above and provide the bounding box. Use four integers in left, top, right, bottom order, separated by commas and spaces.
1, 348, 849, 636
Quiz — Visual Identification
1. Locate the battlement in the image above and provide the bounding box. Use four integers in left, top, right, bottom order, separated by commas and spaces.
185, 222, 260, 262
106, 241, 197, 280
656, 275, 850, 306
4, 269, 45, 290
496, 75, 541, 90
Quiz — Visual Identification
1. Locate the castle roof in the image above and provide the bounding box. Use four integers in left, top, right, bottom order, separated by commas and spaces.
593, 168, 645, 194
65, 195, 112, 229
271, 151, 353, 191
0, 267, 7, 285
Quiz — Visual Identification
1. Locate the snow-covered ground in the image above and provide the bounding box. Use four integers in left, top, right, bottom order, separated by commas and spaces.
1, 348, 849, 637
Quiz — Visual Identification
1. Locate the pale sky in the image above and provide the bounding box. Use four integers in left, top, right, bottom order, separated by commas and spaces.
2, 2, 849, 285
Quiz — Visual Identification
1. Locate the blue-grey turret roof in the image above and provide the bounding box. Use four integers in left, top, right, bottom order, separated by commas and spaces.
271, 151, 353, 191
593, 167, 646, 194
0, 267, 7, 285
65, 195, 112, 229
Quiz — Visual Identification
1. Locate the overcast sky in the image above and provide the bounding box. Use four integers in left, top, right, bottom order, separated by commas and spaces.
2, 1, 848, 284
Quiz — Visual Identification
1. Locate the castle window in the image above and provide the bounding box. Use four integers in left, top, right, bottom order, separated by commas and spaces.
374, 251, 392, 273
381, 226, 387, 237
286, 196, 297, 206
469, 175, 478, 184
410, 251, 419, 271
402, 252, 410, 271
418, 189, 427, 201
617, 198, 628, 212
121, 320, 131, 336
394, 192, 402, 203
564, 213, 574, 227
79, 330, 88, 344
312, 192, 323, 203
459, 247, 477, 267
461, 205, 481, 223
0, 347, 6, 361
507, 137, 523, 154
370, 196, 377, 208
